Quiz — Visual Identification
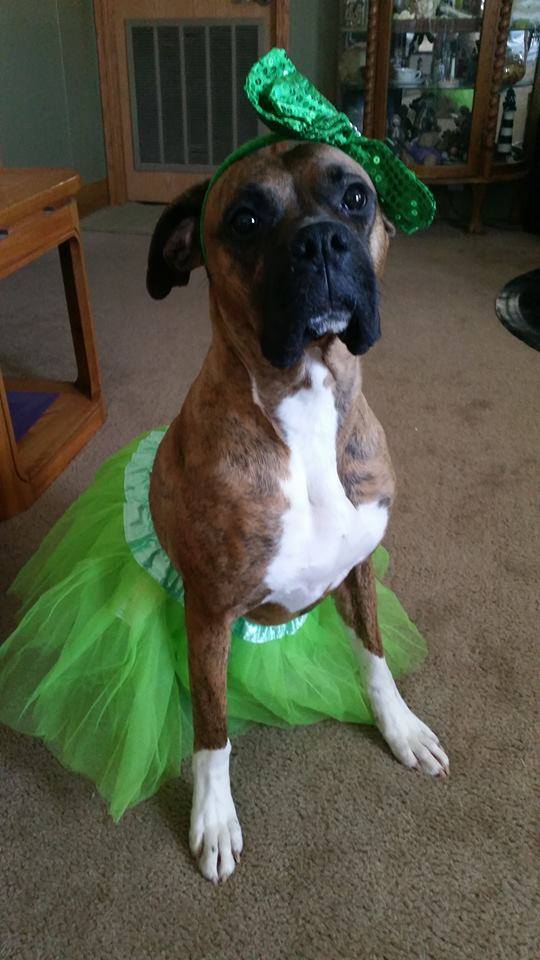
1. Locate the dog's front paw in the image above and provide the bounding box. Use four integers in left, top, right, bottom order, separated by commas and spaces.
190, 742, 243, 883
363, 651, 449, 778
190, 805, 243, 884
377, 701, 449, 778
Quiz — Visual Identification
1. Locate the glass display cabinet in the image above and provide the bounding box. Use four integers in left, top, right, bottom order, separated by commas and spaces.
338, 0, 540, 230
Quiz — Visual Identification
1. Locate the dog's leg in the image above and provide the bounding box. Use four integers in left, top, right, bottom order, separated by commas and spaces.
185, 596, 243, 883
334, 559, 449, 777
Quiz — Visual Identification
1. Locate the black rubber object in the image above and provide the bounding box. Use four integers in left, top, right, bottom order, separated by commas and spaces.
495, 268, 540, 352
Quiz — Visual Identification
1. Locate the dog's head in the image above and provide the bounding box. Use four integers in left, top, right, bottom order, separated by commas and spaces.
147, 143, 394, 369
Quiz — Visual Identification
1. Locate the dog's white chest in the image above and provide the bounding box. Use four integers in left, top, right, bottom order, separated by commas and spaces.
264, 358, 388, 613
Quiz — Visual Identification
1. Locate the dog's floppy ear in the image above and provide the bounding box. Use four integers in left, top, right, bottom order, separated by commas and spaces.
382, 213, 396, 238
147, 179, 210, 299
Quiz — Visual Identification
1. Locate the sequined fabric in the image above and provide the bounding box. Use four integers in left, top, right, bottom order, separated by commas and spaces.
245, 48, 436, 234
200, 48, 435, 257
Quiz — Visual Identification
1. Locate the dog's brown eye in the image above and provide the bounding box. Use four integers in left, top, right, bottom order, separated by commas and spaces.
342, 184, 368, 212
230, 209, 260, 235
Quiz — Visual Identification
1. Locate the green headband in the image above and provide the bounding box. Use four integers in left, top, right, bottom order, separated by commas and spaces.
200, 48, 435, 260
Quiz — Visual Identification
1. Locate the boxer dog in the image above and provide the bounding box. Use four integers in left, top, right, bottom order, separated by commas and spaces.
146, 142, 449, 883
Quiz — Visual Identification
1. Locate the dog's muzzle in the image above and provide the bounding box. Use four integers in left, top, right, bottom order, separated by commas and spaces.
260, 219, 381, 369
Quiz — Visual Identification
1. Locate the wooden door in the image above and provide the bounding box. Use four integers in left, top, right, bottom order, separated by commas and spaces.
94, 0, 289, 203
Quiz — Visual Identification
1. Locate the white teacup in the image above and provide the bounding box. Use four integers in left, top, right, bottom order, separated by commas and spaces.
394, 67, 423, 84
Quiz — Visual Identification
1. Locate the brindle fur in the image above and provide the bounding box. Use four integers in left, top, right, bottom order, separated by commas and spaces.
149, 144, 395, 751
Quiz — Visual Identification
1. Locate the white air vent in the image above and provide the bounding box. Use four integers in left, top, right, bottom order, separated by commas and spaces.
127, 20, 263, 171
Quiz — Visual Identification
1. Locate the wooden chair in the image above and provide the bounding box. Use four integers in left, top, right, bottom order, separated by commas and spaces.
0, 169, 106, 520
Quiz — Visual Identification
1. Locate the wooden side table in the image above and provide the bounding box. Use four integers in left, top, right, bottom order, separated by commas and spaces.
0, 169, 106, 520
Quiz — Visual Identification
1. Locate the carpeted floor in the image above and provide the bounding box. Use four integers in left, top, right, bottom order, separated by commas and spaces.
81, 202, 165, 235
1, 223, 538, 960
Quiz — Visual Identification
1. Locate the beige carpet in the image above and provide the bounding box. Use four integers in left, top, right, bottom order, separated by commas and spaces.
81, 202, 165, 236
1, 224, 538, 960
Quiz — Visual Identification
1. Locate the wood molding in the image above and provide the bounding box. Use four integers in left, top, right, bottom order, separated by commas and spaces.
363, 0, 380, 135
274, 0, 290, 49
104, 168, 203, 204
77, 177, 110, 218
482, 0, 513, 173
373, 0, 393, 140
93, 0, 128, 205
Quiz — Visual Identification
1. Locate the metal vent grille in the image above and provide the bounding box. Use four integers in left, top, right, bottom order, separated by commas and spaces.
127, 20, 263, 171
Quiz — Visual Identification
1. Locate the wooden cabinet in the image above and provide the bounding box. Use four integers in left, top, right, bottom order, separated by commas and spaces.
337, 0, 540, 230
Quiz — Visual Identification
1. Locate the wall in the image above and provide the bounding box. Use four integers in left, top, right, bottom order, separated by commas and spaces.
0, 0, 337, 183
0, 0, 106, 183
289, 0, 339, 100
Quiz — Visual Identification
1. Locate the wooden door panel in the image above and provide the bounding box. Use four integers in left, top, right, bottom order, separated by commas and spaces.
95, 0, 287, 203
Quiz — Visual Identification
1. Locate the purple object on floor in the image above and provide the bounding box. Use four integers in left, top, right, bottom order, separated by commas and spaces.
7, 390, 59, 442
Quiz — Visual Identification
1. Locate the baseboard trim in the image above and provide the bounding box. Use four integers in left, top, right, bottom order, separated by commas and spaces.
78, 178, 109, 218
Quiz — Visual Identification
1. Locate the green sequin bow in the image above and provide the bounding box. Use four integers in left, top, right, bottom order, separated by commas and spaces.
201, 48, 435, 258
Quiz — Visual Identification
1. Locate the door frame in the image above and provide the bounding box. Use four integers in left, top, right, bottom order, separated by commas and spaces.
93, 0, 290, 204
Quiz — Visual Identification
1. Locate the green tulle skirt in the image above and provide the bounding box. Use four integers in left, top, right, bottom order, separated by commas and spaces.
0, 431, 426, 820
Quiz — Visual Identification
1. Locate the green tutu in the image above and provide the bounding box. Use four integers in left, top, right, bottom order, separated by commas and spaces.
0, 431, 426, 820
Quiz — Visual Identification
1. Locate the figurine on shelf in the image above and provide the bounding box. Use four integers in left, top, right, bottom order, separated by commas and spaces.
414, 0, 437, 17
496, 88, 517, 159
406, 33, 422, 63
410, 91, 439, 133
435, 0, 455, 15
403, 130, 444, 166
339, 44, 366, 87
440, 105, 472, 162
510, 143, 525, 163
502, 49, 526, 87
398, 104, 415, 142
463, 38, 480, 84
344, 0, 369, 31
393, 0, 422, 16
436, 0, 474, 17
398, 90, 443, 166
409, 50, 433, 83
389, 113, 403, 152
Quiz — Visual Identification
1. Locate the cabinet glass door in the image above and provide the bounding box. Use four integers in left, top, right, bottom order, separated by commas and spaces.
492, 3, 539, 169
386, 0, 486, 173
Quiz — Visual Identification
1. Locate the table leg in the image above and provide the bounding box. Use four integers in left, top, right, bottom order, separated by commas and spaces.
58, 223, 102, 400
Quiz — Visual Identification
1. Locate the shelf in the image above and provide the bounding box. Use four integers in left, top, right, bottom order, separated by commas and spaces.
392, 17, 483, 33
510, 20, 540, 30
488, 159, 529, 180
5, 378, 105, 483
389, 81, 474, 89
341, 80, 475, 91
342, 77, 531, 92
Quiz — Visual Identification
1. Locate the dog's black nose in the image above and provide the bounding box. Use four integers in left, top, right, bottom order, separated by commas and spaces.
291, 221, 350, 266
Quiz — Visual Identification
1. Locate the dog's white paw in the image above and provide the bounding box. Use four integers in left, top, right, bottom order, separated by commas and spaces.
190, 741, 243, 883
362, 650, 449, 778
375, 699, 449, 777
